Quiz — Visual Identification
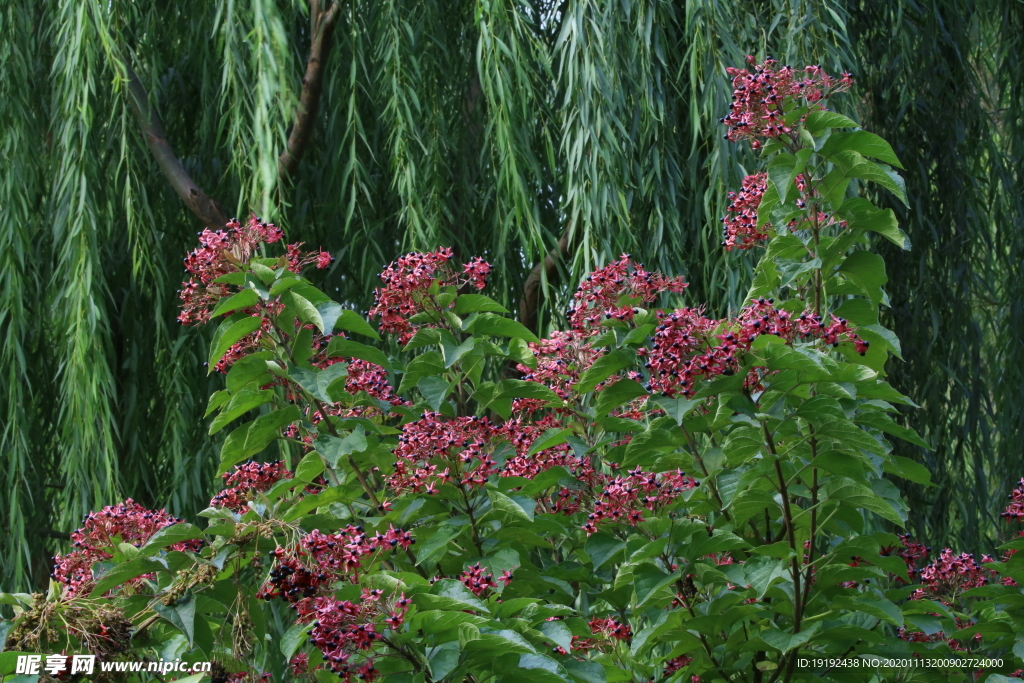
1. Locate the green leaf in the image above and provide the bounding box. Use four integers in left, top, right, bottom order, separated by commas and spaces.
210, 288, 258, 318
594, 379, 648, 415
219, 405, 302, 472
398, 351, 444, 393
455, 294, 508, 315
153, 592, 197, 646
488, 489, 534, 522
140, 524, 204, 555
832, 596, 903, 627
208, 316, 262, 371
315, 427, 367, 468
416, 579, 489, 612
804, 110, 858, 135
416, 526, 461, 567
281, 620, 309, 661
427, 642, 460, 680
586, 533, 626, 570
563, 660, 606, 683
632, 563, 679, 607
442, 334, 477, 368
759, 625, 819, 653
820, 130, 904, 169
466, 313, 540, 342
576, 348, 636, 393
508, 338, 537, 369
294, 450, 325, 483
325, 337, 392, 370
518, 654, 570, 682
539, 621, 573, 652
767, 152, 799, 204
89, 557, 167, 596
209, 388, 274, 434
526, 428, 572, 456
324, 306, 381, 340
839, 250, 888, 306
418, 376, 450, 411
286, 290, 325, 332
841, 199, 909, 249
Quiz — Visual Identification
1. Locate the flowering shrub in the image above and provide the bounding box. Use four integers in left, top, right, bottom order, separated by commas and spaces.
5, 58, 1024, 683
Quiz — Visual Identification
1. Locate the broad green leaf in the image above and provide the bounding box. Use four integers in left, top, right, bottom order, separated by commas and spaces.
576, 348, 635, 393
90, 557, 167, 597
594, 378, 648, 415
455, 294, 508, 315
315, 427, 367, 468
152, 592, 197, 646
218, 405, 301, 472
286, 290, 325, 332
759, 625, 819, 653
325, 337, 392, 370
398, 351, 444, 393
632, 563, 679, 607
804, 110, 858, 134
140, 524, 204, 555
323, 306, 381, 339
208, 315, 262, 371
210, 288, 258, 318
820, 130, 904, 169
488, 489, 534, 522
839, 250, 888, 305
208, 388, 274, 434
466, 313, 539, 342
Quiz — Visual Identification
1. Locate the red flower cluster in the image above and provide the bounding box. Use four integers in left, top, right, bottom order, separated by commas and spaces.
567, 255, 686, 332
644, 298, 868, 398
581, 468, 697, 535
178, 215, 330, 326
721, 56, 853, 148
910, 548, 994, 599
516, 330, 602, 401
53, 500, 202, 597
299, 589, 408, 681
587, 616, 632, 641
211, 461, 293, 512
880, 534, 930, 582
1002, 478, 1024, 522
722, 173, 770, 251
458, 562, 513, 596
390, 413, 498, 493
259, 525, 414, 604
369, 248, 491, 344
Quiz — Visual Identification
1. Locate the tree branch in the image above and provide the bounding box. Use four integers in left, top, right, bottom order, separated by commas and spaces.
278, 0, 342, 180
518, 229, 571, 334
125, 65, 228, 229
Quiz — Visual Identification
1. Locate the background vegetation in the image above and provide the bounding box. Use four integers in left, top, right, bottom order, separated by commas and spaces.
0, 0, 1020, 590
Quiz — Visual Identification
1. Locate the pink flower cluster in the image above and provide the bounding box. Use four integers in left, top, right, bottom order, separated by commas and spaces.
581, 468, 697, 535
177, 215, 330, 326
389, 413, 498, 492
258, 525, 414, 604
516, 330, 603, 401
53, 500, 203, 597
1002, 478, 1024, 522
721, 56, 853, 148
910, 548, 995, 599
880, 534, 930, 583
459, 562, 514, 596
300, 589, 410, 681
722, 173, 770, 251
211, 461, 293, 512
643, 298, 869, 399
369, 248, 491, 344
567, 255, 686, 332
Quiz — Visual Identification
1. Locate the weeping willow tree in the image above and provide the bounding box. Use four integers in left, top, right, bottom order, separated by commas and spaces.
0, 0, 1020, 590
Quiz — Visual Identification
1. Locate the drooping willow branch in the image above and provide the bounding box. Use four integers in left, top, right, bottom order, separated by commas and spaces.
127, 1, 342, 227
125, 64, 228, 229
278, 0, 342, 180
